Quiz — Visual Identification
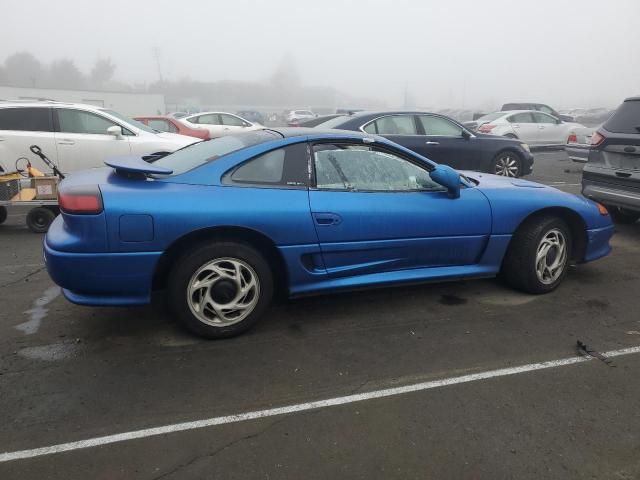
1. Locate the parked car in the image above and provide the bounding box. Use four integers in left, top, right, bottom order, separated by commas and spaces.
296, 114, 345, 128
44, 128, 613, 339
501, 103, 574, 122
286, 110, 316, 125
179, 112, 262, 138
167, 112, 189, 119
466, 111, 584, 148
315, 111, 533, 177
134, 115, 209, 140
0, 102, 198, 174
582, 97, 640, 223
565, 127, 595, 163
236, 110, 265, 125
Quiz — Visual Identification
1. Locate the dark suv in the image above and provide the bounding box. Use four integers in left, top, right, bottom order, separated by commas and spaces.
582, 97, 640, 223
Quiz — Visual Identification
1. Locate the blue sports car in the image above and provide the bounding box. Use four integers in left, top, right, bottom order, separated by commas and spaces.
44, 128, 614, 338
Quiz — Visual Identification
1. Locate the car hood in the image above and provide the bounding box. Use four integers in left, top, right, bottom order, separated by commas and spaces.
459, 170, 611, 231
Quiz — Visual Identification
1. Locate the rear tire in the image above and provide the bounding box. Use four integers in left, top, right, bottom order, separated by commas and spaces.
501, 216, 572, 294
0, 206, 7, 225
26, 207, 55, 233
168, 241, 274, 339
607, 206, 640, 224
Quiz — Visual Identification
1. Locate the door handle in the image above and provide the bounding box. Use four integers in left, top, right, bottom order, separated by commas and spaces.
425, 141, 440, 145
538, 126, 545, 129
57, 139, 75, 145
313, 212, 342, 226
513, 124, 520, 128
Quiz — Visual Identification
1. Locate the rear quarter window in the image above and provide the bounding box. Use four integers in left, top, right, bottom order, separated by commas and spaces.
604, 101, 640, 134
0, 107, 52, 132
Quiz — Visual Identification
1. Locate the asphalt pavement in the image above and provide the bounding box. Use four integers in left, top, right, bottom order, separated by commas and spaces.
1, 150, 639, 479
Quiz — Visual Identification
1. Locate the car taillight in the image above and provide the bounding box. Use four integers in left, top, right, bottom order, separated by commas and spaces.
567, 133, 578, 144
478, 124, 495, 133
58, 185, 103, 214
590, 132, 605, 146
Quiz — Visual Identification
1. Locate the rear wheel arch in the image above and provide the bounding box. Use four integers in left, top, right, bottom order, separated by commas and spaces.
505, 207, 588, 264
153, 226, 289, 297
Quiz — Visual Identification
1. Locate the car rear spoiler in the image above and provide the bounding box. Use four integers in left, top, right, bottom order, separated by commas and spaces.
104, 156, 173, 175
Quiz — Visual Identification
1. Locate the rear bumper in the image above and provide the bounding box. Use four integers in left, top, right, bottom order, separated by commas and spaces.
565, 145, 590, 163
43, 240, 161, 306
582, 176, 640, 212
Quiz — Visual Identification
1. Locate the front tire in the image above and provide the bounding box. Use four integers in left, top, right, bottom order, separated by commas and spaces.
501, 216, 572, 294
607, 206, 640, 224
492, 151, 521, 177
168, 242, 273, 339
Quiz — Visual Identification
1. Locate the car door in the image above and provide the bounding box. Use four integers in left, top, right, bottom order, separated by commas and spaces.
185, 114, 224, 138
308, 141, 492, 278
53, 108, 131, 172
507, 112, 540, 145
532, 112, 563, 145
0, 107, 59, 173
219, 114, 252, 135
415, 115, 479, 169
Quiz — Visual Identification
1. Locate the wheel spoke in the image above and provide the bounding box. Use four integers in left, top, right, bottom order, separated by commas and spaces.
535, 228, 568, 285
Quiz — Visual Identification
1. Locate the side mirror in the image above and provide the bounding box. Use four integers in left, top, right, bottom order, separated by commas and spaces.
461, 129, 472, 140
107, 125, 123, 139
431, 164, 461, 199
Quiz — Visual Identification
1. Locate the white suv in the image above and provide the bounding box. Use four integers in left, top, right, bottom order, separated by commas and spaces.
0, 102, 199, 174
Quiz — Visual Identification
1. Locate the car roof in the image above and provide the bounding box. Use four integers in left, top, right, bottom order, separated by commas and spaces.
623, 97, 640, 102
268, 127, 372, 139
0, 100, 103, 110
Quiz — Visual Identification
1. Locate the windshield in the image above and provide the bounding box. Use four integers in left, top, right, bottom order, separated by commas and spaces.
101, 109, 157, 133
153, 129, 282, 175
476, 112, 505, 123
313, 115, 350, 129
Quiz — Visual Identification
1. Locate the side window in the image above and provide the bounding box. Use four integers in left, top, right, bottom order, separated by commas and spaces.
194, 114, 221, 125
313, 143, 444, 192
363, 122, 378, 134
532, 112, 556, 124
418, 115, 463, 136
509, 113, 535, 123
148, 119, 177, 133
369, 115, 417, 135
57, 109, 120, 135
221, 114, 248, 127
539, 105, 554, 115
0, 107, 52, 132
226, 143, 309, 187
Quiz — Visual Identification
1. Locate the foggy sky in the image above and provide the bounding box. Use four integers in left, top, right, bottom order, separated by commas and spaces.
2, 0, 638, 110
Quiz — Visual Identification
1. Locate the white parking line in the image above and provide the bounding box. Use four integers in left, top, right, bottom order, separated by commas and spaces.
1, 345, 639, 463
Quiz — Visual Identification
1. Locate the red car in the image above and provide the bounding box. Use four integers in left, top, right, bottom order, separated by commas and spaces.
134, 115, 209, 140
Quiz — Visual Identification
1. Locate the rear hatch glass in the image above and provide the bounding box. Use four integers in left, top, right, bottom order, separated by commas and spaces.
604, 101, 640, 134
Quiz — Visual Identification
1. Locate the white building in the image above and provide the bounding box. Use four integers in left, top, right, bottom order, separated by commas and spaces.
0, 85, 165, 116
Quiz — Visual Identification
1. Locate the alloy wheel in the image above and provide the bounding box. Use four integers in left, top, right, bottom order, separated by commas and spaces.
494, 155, 519, 177
535, 229, 567, 284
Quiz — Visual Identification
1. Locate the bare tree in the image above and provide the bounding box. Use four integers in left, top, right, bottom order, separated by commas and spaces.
4, 52, 44, 87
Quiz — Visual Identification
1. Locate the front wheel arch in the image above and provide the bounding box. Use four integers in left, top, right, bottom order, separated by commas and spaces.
502, 208, 588, 266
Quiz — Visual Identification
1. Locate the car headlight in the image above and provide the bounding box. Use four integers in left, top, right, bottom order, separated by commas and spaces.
520, 143, 530, 152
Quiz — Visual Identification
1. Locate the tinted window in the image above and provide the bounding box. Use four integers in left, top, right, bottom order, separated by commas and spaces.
154, 130, 282, 176
509, 113, 535, 123
0, 107, 52, 132
148, 119, 177, 133
57, 109, 119, 134
367, 116, 417, 135
313, 144, 442, 192
221, 114, 247, 127
604, 101, 640, 134
419, 115, 463, 136
227, 143, 308, 187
